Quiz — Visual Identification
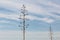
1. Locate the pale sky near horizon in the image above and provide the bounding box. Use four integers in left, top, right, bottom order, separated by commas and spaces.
0, 0, 60, 40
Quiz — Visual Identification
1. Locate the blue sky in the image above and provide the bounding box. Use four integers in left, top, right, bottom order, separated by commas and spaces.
0, 0, 60, 31
0, 0, 60, 40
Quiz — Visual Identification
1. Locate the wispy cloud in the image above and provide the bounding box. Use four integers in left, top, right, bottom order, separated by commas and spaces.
0, 13, 19, 21
0, 0, 60, 31
26, 15, 54, 23
0, 13, 54, 23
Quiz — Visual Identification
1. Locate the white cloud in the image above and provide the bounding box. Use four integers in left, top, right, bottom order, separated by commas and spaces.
0, 0, 59, 23
49, 13, 60, 20
0, 30, 19, 40
26, 15, 54, 23
48, 2, 60, 8
26, 3, 46, 14
0, 13, 19, 21
36, 0, 60, 9
0, 13, 54, 23
0, 31, 50, 40
0, 0, 22, 11
16, 0, 60, 20
0, 30, 60, 40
